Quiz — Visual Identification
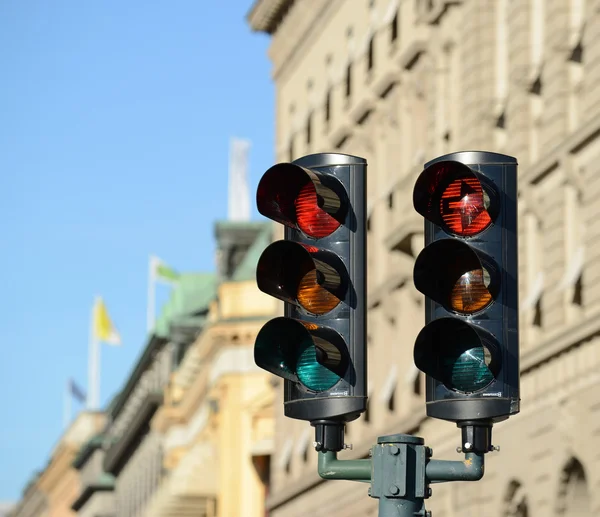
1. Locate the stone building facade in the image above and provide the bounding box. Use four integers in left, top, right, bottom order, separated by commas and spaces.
8, 474, 47, 517
98, 272, 217, 517
9, 412, 105, 517
145, 221, 277, 517
248, 0, 600, 515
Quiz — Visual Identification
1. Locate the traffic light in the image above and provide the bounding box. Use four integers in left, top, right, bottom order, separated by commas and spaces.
412, 151, 519, 426
254, 153, 367, 442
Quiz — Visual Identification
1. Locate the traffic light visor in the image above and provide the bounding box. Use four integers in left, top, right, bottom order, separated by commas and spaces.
413, 161, 496, 237
257, 163, 345, 238
256, 241, 345, 315
254, 318, 348, 391
414, 318, 500, 393
413, 240, 498, 315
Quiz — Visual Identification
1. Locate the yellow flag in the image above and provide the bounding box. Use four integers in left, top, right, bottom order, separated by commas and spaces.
93, 297, 121, 345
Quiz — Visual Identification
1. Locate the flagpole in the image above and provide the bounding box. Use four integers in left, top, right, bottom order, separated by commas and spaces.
147, 255, 156, 333
87, 297, 100, 410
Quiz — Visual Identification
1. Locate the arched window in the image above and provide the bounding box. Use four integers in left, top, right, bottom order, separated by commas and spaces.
557, 457, 590, 517
503, 480, 528, 517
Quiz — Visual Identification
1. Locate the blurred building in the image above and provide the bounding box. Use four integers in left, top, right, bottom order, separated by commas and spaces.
70, 432, 115, 517
0, 504, 15, 517
144, 221, 277, 517
64, 220, 277, 517
9, 412, 104, 517
7, 473, 46, 517
248, 0, 600, 515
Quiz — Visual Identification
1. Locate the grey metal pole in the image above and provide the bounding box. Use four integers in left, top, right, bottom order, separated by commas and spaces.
315, 431, 487, 516
317, 451, 372, 481
426, 452, 484, 482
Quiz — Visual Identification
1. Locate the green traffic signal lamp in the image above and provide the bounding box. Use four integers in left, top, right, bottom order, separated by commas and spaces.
254, 317, 351, 392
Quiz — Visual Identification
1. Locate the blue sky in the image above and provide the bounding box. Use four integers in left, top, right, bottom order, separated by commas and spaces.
0, 1, 273, 501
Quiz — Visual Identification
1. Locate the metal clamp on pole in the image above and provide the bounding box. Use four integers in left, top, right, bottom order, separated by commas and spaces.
370, 434, 429, 517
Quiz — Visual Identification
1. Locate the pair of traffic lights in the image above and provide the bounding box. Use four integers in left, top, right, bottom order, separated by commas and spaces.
254, 151, 519, 448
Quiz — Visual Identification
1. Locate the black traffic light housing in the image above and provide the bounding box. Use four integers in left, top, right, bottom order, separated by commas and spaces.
254, 153, 367, 451
412, 151, 519, 440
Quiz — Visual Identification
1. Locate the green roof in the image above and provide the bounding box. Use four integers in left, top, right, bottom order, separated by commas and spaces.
154, 273, 217, 337
232, 223, 272, 281
110, 272, 216, 418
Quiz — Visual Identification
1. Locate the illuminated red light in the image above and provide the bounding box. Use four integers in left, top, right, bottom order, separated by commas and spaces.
295, 182, 341, 238
440, 178, 492, 236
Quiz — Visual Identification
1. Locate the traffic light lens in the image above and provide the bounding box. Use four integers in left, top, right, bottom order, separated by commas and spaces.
450, 268, 493, 314
440, 177, 492, 236
296, 336, 341, 391
442, 335, 494, 393
295, 181, 341, 238
297, 269, 342, 315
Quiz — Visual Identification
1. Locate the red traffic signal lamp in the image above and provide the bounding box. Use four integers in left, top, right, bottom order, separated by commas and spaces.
412, 151, 519, 447
254, 153, 367, 452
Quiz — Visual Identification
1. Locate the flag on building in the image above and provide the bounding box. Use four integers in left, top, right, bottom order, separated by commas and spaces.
68, 378, 87, 404
65, 377, 87, 428
88, 296, 122, 410
93, 297, 121, 345
151, 255, 180, 285
147, 255, 180, 332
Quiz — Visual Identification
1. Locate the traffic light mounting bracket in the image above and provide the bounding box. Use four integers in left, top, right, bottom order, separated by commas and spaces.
316, 427, 492, 517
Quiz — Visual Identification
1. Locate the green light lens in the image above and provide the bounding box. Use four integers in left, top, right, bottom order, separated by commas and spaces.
254, 318, 344, 392
296, 337, 341, 391
254, 333, 297, 381
441, 334, 494, 393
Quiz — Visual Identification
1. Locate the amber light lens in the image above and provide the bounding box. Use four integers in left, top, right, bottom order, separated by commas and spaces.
440, 177, 492, 236
297, 269, 341, 315
295, 182, 341, 238
450, 268, 493, 314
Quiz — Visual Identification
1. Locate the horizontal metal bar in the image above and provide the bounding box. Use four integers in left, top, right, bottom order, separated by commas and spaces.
425, 452, 485, 482
317, 451, 372, 481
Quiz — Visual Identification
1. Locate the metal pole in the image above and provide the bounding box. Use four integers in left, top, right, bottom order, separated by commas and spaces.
314, 431, 488, 517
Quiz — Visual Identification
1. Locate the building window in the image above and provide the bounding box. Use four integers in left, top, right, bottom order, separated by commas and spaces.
288, 137, 295, 162
325, 89, 331, 123
380, 365, 398, 413
573, 274, 583, 306
345, 63, 352, 98
558, 458, 590, 516
529, 76, 543, 164
280, 439, 293, 475
391, 12, 398, 42
504, 480, 528, 517
388, 390, 396, 412
367, 36, 375, 71
563, 185, 585, 317
413, 372, 422, 396
306, 113, 312, 146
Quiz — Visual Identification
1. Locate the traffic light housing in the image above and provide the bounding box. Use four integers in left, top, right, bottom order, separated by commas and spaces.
254, 153, 367, 444
412, 151, 519, 426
